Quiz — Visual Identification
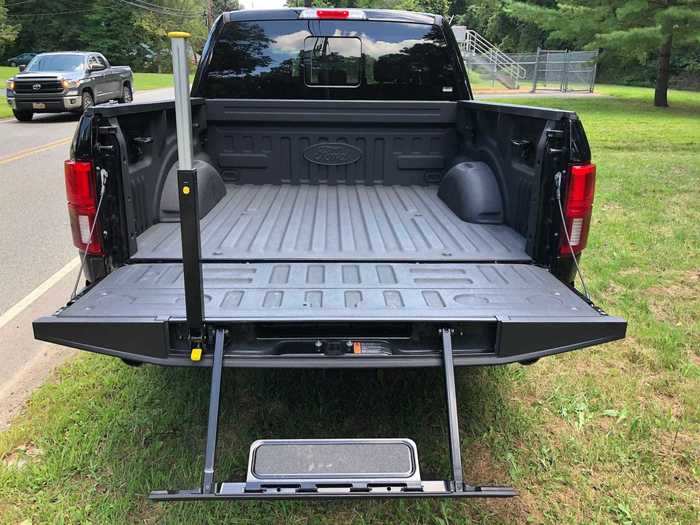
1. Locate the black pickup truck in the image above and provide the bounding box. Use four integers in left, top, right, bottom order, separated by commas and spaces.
34, 8, 625, 502
6, 51, 133, 121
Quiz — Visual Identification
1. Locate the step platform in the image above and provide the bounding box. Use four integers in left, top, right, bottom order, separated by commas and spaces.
151, 437, 515, 500
245, 438, 422, 492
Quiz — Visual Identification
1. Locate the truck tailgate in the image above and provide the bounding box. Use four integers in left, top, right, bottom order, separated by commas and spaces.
34, 262, 625, 367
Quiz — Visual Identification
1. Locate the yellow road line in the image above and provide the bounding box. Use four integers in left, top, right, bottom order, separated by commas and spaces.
0, 136, 73, 166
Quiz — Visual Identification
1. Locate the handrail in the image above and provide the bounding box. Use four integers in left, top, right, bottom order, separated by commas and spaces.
459, 30, 527, 83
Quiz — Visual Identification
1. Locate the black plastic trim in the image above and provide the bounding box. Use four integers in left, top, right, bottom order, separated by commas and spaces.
459, 100, 577, 121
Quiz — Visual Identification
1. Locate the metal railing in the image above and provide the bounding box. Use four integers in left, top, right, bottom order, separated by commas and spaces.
459, 30, 527, 89
509, 49, 599, 93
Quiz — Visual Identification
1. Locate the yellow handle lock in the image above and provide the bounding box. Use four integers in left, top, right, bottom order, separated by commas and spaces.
190, 347, 203, 362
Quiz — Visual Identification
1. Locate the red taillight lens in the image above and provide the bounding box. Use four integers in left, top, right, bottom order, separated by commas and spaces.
64, 160, 94, 207
64, 159, 103, 255
316, 9, 349, 18
299, 8, 365, 19
560, 163, 596, 256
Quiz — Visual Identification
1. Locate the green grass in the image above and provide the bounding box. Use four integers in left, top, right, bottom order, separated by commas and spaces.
1, 85, 699, 524
0, 65, 14, 83
0, 67, 183, 119
1, 66, 16, 119
132, 72, 196, 91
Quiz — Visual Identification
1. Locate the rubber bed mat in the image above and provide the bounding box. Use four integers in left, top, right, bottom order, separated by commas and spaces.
60, 262, 601, 321
133, 185, 529, 262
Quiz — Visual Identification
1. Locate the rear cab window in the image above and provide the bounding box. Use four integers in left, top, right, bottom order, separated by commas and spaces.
199, 18, 463, 100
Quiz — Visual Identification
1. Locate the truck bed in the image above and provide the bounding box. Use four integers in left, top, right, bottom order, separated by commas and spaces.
35, 99, 625, 369
133, 184, 529, 262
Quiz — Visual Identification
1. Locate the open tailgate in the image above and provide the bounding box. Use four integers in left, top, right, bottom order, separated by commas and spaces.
34, 262, 625, 367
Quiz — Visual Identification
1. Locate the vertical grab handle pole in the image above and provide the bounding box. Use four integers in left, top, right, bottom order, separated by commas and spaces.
170, 31, 194, 171
169, 31, 205, 358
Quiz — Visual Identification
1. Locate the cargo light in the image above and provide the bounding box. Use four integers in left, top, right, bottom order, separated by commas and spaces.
560, 163, 596, 256
64, 159, 104, 255
299, 8, 366, 20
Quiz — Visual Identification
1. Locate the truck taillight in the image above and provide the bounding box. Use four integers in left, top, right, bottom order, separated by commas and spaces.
560, 163, 596, 256
65, 159, 104, 255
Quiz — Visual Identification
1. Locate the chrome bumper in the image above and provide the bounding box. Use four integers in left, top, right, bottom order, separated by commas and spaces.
7, 94, 82, 111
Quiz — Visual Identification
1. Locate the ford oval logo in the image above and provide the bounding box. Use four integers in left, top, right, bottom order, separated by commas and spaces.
32, 83, 41, 91
303, 143, 362, 167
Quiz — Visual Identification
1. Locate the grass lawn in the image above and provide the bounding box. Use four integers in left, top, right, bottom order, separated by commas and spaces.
1, 66, 17, 119
1, 85, 698, 524
133, 72, 195, 92
0, 67, 180, 119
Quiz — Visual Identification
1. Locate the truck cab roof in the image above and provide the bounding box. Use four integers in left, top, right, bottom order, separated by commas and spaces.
224, 8, 438, 25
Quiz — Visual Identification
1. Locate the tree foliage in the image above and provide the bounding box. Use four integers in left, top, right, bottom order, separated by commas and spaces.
212, 0, 241, 19
5, 0, 209, 71
508, 0, 700, 104
2, 0, 698, 99
0, 0, 18, 56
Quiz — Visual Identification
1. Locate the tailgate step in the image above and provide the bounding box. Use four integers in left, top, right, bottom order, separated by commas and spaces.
149, 328, 518, 501
247, 439, 421, 490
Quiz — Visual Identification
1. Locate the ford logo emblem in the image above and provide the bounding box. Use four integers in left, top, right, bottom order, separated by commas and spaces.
32, 83, 41, 91
303, 143, 362, 166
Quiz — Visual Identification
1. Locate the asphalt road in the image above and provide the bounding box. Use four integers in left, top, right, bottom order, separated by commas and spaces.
0, 87, 173, 428
0, 88, 173, 313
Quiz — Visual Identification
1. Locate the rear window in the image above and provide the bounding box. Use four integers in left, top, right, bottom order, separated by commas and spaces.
200, 20, 461, 100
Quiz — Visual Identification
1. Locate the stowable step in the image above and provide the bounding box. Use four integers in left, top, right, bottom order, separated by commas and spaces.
247, 439, 420, 489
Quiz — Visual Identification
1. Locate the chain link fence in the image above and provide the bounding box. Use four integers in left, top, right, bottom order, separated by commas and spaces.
508, 49, 599, 93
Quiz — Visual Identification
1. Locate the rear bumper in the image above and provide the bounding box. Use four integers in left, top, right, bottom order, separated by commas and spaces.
33, 315, 626, 368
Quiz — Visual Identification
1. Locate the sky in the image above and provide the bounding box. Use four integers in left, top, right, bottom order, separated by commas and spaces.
239, 0, 288, 9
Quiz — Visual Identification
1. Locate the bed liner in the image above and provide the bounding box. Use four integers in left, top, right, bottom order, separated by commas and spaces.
57, 262, 594, 320
133, 184, 529, 262
34, 260, 626, 368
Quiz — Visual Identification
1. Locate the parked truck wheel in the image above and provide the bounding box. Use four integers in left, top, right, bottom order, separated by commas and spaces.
13, 109, 34, 122
119, 84, 133, 103
81, 91, 94, 113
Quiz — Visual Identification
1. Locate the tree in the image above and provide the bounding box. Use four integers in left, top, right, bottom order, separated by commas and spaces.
212, 0, 240, 19
4, 0, 207, 70
6, 0, 80, 54
118, 0, 208, 71
82, 1, 140, 67
508, 0, 700, 107
0, 0, 18, 56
